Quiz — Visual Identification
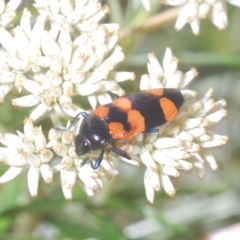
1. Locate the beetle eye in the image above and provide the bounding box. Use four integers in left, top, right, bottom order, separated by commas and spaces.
76, 142, 90, 155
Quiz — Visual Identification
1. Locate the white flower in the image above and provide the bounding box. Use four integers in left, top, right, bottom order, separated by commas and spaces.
0, 118, 54, 197
111, 48, 227, 203
0, 0, 21, 28
0, 2, 134, 118
47, 124, 118, 200
162, 0, 240, 35
141, 0, 151, 11
34, 0, 110, 31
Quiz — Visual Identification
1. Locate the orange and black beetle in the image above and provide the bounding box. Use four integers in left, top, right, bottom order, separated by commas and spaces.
72, 88, 184, 169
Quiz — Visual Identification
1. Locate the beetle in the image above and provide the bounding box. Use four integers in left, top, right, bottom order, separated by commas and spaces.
68, 88, 184, 169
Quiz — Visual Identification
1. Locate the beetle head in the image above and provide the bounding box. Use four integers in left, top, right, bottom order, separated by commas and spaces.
75, 115, 112, 156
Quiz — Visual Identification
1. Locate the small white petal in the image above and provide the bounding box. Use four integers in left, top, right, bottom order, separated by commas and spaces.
25, 154, 41, 167
0, 133, 21, 148
211, 6, 227, 29
165, 71, 182, 88
14, 26, 31, 59
162, 148, 189, 160
0, 28, 14, 50
0, 0, 5, 14
78, 171, 98, 190
49, 0, 60, 13
163, 47, 178, 76
53, 142, 68, 156
97, 93, 113, 105
206, 109, 227, 127
30, 19, 45, 49
23, 118, 34, 140
0, 10, 16, 27
108, 71, 135, 83
88, 95, 98, 109
40, 164, 53, 184
152, 150, 178, 167
78, 179, 95, 197
180, 68, 198, 88
190, 18, 200, 35
61, 131, 74, 145
144, 170, 155, 203
39, 149, 53, 163
60, 42, 72, 68
160, 174, 176, 197
188, 127, 206, 138
6, 0, 21, 11
0, 166, 23, 183
201, 148, 218, 171
50, 55, 62, 74
100, 160, 118, 179
191, 152, 205, 164
175, 3, 197, 31
34, 56, 51, 68
197, 99, 215, 117
100, 80, 125, 96
87, 5, 109, 23
77, 21, 98, 32
0, 71, 15, 83
61, 104, 83, 117
28, 167, 40, 197
34, 127, 46, 150
182, 118, 208, 129
0, 84, 13, 101
75, 83, 99, 95
161, 165, 179, 177
147, 168, 161, 191
200, 135, 228, 148
61, 168, 76, 200
60, 0, 73, 16
23, 79, 41, 94
192, 160, 205, 178
20, 8, 32, 38
141, 0, 151, 11
12, 95, 40, 107
148, 53, 164, 80
178, 159, 193, 171
30, 103, 49, 121
153, 137, 182, 149
140, 150, 158, 170
0, 147, 18, 156
140, 74, 151, 90
228, 0, 240, 7
41, 31, 61, 56
21, 138, 35, 153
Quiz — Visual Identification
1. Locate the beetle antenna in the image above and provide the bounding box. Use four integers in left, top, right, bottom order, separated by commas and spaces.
54, 112, 88, 132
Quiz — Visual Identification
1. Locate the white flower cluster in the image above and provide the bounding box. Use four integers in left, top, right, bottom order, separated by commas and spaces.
0, 0, 133, 199
0, 1, 228, 202
113, 49, 227, 203
161, 0, 240, 35
0, 0, 134, 115
0, 119, 53, 196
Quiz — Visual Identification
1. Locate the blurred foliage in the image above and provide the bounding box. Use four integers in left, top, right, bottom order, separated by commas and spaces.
1, 0, 240, 239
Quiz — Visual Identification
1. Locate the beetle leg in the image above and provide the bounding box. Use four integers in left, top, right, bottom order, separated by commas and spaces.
80, 157, 90, 167
112, 144, 131, 160
145, 128, 159, 133
92, 149, 105, 169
